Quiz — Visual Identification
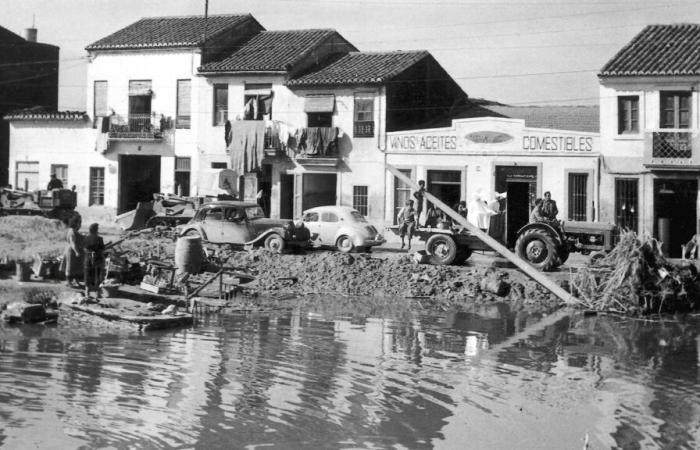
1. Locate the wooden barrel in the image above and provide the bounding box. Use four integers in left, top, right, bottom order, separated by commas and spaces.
174, 235, 204, 274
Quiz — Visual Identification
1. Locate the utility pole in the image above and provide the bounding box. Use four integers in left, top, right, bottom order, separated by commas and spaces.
202, 0, 209, 62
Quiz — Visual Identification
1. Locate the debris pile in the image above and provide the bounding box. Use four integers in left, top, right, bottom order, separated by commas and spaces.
0, 216, 65, 264
571, 231, 700, 314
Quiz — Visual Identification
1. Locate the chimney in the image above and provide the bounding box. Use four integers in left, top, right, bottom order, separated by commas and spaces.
25, 27, 37, 42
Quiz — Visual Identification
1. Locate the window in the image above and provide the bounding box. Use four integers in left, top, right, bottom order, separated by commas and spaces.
303, 212, 319, 222
321, 211, 339, 222
353, 185, 369, 216
176, 79, 191, 129
16, 161, 39, 191
94, 80, 108, 119
615, 178, 638, 232
211, 162, 227, 169
568, 173, 588, 221
213, 84, 228, 126
660, 91, 691, 129
393, 169, 412, 224
308, 112, 332, 128
51, 164, 68, 188
617, 96, 639, 134
204, 207, 224, 221
243, 83, 272, 120
89, 167, 105, 206
174, 157, 190, 196
354, 94, 374, 137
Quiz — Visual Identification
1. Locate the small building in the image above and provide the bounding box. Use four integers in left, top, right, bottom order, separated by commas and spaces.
598, 24, 700, 256
0, 24, 58, 187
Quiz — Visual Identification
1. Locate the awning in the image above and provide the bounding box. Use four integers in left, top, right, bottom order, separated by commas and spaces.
304, 95, 335, 113
245, 83, 272, 96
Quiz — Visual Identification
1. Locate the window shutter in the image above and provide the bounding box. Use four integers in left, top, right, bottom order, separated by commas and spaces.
177, 80, 191, 117
129, 80, 152, 96
304, 95, 335, 113
94, 81, 108, 117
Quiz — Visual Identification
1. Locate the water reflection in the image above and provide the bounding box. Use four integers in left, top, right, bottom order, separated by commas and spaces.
0, 299, 698, 449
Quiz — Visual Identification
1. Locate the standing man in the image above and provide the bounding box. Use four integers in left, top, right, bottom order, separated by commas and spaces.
539, 191, 559, 221
47, 173, 63, 190
83, 223, 105, 299
413, 180, 426, 227
397, 199, 417, 250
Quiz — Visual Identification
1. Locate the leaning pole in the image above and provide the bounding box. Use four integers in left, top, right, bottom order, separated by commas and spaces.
386, 164, 579, 306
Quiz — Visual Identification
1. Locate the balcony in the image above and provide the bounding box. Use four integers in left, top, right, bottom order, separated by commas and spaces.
108, 114, 164, 141
644, 130, 700, 169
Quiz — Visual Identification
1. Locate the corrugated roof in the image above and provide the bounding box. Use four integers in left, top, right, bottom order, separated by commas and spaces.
600, 24, 700, 76
485, 105, 600, 133
86, 14, 256, 50
199, 29, 346, 72
4, 109, 89, 121
287, 50, 430, 86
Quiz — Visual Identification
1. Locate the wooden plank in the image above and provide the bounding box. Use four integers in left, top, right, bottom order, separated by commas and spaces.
386, 163, 579, 306
64, 301, 194, 330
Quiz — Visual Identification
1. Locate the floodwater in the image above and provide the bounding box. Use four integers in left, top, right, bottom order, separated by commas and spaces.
1, 298, 699, 450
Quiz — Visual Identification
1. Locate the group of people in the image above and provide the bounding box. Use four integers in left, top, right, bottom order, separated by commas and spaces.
64, 217, 106, 299
529, 191, 559, 223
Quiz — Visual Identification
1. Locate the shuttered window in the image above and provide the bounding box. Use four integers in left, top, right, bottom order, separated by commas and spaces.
660, 91, 691, 129
94, 81, 108, 118
568, 173, 588, 221
615, 178, 638, 232
176, 79, 191, 129
617, 96, 638, 134
89, 167, 105, 206
354, 93, 374, 137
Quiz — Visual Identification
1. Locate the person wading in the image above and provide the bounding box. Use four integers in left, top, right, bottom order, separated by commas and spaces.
64, 215, 83, 287
83, 223, 105, 299
397, 199, 417, 250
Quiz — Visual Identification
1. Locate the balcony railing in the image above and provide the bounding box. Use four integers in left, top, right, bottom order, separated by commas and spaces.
644, 130, 700, 168
109, 114, 163, 140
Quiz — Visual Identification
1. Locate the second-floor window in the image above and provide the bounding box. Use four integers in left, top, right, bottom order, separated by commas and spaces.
213, 84, 228, 126
94, 80, 108, 119
617, 96, 639, 134
305, 94, 334, 128
354, 93, 374, 137
176, 79, 191, 129
243, 83, 272, 120
660, 91, 691, 129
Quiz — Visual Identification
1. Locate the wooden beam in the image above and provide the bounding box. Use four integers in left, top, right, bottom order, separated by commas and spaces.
386, 163, 579, 306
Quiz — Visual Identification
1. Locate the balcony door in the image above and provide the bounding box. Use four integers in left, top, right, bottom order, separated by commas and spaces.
128, 80, 152, 131
660, 91, 691, 129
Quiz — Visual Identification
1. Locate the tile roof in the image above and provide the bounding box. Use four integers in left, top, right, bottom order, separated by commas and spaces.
600, 24, 700, 76
199, 29, 348, 72
485, 105, 600, 133
4, 109, 89, 121
86, 14, 256, 50
287, 50, 430, 86
0, 25, 25, 43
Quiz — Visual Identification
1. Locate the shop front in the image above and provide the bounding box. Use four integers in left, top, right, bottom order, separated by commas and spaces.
384, 117, 600, 240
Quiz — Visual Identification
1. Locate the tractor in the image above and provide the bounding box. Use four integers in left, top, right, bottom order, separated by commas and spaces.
0, 187, 80, 226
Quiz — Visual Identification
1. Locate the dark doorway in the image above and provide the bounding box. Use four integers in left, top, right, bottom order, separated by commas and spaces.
119, 155, 160, 214
505, 182, 531, 247
302, 173, 336, 211
129, 95, 151, 131
654, 179, 697, 257
280, 174, 294, 219
427, 170, 462, 210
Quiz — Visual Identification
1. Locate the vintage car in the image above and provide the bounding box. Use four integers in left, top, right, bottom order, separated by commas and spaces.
302, 205, 385, 253
177, 201, 310, 252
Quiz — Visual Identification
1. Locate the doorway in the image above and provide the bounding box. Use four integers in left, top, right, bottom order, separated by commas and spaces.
427, 170, 462, 210
654, 179, 697, 257
495, 165, 538, 247
280, 174, 294, 219
119, 155, 160, 214
302, 173, 336, 211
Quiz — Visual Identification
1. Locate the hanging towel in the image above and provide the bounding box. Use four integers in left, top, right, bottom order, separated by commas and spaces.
224, 120, 232, 146
306, 127, 338, 156
229, 121, 267, 174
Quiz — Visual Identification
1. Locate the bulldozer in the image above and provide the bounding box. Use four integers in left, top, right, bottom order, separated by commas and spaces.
0, 187, 80, 225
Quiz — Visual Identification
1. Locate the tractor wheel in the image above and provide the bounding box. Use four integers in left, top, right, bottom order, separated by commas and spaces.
336, 235, 354, 253
453, 246, 473, 265
426, 234, 458, 265
264, 233, 286, 253
515, 228, 560, 271
589, 251, 606, 265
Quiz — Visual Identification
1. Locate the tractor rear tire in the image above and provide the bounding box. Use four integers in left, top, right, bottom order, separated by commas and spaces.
426, 234, 458, 265
515, 228, 560, 271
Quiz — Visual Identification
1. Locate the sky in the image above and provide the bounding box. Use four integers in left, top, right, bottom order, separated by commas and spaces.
3, 0, 700, 111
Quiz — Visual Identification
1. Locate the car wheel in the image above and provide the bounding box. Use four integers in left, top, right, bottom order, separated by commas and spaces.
336, 235, 354, 253
425, 234, 457, 265
264, 234, 286, 253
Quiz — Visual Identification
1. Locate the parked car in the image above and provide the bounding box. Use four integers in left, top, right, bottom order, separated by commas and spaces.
177, 201, 310, 252
302, 206, 385, 253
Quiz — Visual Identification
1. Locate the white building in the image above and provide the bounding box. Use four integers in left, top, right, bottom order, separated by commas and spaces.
598, 24, 700, 256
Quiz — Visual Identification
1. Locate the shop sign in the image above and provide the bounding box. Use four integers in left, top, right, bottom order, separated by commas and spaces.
389, 134, 458, 152
465, 131, 513, 144
522, 135, 593, 152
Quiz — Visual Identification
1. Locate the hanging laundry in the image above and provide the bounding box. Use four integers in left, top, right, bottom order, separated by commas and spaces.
229, 121, 267, 175
224, 120, 232, 146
